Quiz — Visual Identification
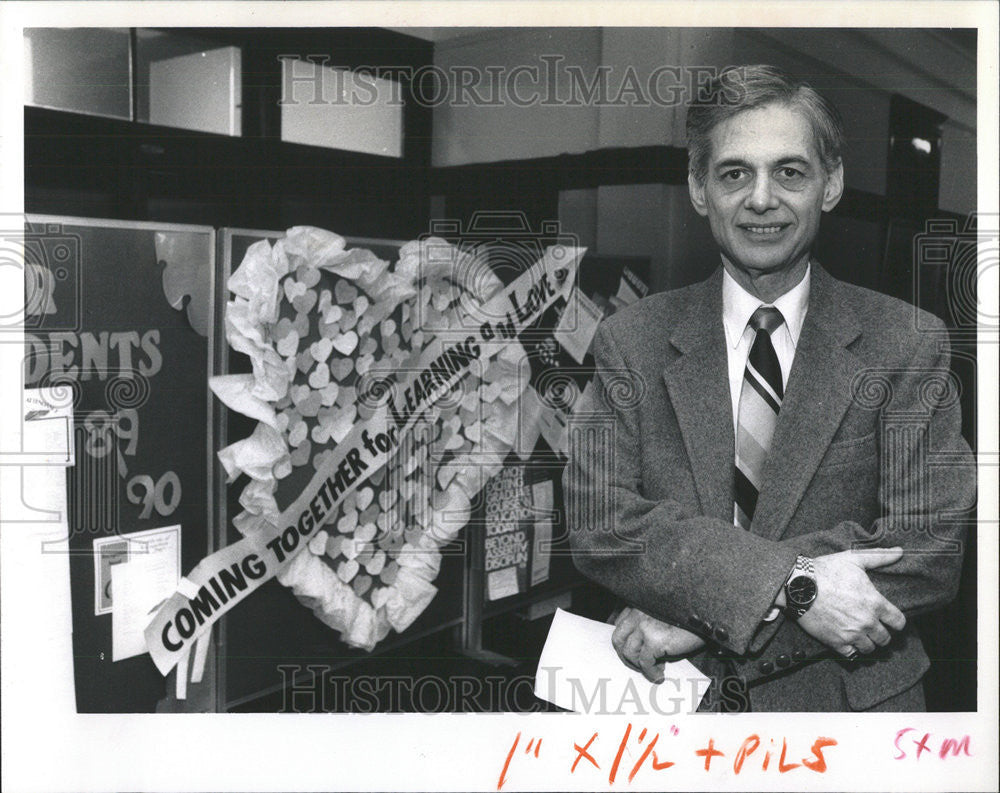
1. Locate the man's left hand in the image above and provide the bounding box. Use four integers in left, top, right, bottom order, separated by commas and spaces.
612, 607, 706, 683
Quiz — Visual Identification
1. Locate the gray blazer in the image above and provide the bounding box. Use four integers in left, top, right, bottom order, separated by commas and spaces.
565, 264, 976, 711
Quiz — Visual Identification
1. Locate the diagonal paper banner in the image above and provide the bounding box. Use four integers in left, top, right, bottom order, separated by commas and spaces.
144, 244, 583, 675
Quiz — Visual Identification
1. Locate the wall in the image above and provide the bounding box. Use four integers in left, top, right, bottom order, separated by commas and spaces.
432, 28, 602, 165
436, 27, 977, 289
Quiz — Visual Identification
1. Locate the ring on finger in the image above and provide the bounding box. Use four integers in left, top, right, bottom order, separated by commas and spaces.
844, 646, 860, 662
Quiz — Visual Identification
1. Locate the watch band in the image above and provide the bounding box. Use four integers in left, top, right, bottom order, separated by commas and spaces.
793, 555, 815, 577
784, 555, 817, 618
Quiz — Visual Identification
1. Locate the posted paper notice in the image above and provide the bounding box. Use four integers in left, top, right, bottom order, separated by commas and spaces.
110, 525, 181, 661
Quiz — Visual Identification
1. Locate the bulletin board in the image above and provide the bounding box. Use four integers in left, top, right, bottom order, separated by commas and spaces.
23, 215, 216, 713
214, 228, 466, 711
464, 252, 652, 642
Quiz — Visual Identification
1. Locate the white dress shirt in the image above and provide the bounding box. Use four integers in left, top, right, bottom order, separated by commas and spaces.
722, 263, 811, 437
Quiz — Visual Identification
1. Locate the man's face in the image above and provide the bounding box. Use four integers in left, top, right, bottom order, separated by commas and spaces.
688, 102, 844, 278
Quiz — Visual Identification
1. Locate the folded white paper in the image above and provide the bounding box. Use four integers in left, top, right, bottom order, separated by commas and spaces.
534, 609, 711, 715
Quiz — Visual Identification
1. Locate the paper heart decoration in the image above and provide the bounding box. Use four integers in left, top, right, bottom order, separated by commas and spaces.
292, 289, 317, 315
356, 486, 374, 511
310, 337, 334, 362
308, 363, 330, 389
276, 329, 299, 358
214, 226, 577, 653
333, 330, 359, 355
330, 359, 354, 382
334, 279, 358, 304
284, 279, 307, 301
297, 265, 321, 288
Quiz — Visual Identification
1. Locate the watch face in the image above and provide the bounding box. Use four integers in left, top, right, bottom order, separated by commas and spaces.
787, 575, 817, 607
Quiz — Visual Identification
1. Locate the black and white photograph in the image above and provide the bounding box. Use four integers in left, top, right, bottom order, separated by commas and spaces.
1, 2, 997, 791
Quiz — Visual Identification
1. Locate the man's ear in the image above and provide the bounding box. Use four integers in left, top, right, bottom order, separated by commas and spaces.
688, 172, 709, 217
822, 160, 844, 212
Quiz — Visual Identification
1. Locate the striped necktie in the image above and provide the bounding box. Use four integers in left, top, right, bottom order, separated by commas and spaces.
735, 306, 785, 530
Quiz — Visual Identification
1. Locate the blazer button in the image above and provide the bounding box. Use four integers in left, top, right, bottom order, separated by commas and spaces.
714, 626, 729, 642
776, 654, 790, 668
792, 650, 805, 662
758, 660, 774, 675
688, 614, 702, 630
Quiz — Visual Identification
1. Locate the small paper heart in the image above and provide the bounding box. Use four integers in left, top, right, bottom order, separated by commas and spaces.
333, 331, 359, 355
310, 422, 330, 444
296, 349, 314, 374
308, 529, 329, 555
298, 392, 323, 417
292, 311, 310, 337
379, 561, 399, 585
274, 316, 295, 338
284, 279, 307, 301
341, 536, 360, 560
320, 382, 339, 406
379, 489, 398, 511
330, 359, 354, 382
356, 543, 376, 566
337, 509, 359, 534
297, 265, 321, 288
318, 289, 333, 312
334, 280, 359, 304
289, 439, 312, 467
308, 364, 330, 389
365, 549, 386, 576
292, 289, 317, 315
352, 573, 372, 597
339, 309, 358, 331
376, 511, 391, 533
354, 295, 370, 317
310, 337, 333, 362
276, 330, 299, 358
337, 559, 359, 583
356, 486, 374, 511
371, 586, 391, 609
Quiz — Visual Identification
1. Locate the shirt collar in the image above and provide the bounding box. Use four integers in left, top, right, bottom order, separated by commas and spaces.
722, 262, 811, 349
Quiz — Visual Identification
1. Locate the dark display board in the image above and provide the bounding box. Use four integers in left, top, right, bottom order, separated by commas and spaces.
215, 229, 465, 710
473, 252, 652, 614
23, 216, 216, 712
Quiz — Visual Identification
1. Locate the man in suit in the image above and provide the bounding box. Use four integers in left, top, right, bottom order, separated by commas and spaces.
564, 65, 975, 712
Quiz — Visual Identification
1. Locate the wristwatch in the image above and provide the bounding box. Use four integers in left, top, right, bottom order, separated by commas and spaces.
783, 555, 818, 618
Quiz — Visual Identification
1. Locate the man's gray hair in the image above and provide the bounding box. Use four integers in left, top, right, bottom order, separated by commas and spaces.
686, 65, 845, 183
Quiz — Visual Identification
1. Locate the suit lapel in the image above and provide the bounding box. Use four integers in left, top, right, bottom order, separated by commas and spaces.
752, 265, 863, 540
662, 269, 735, 524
